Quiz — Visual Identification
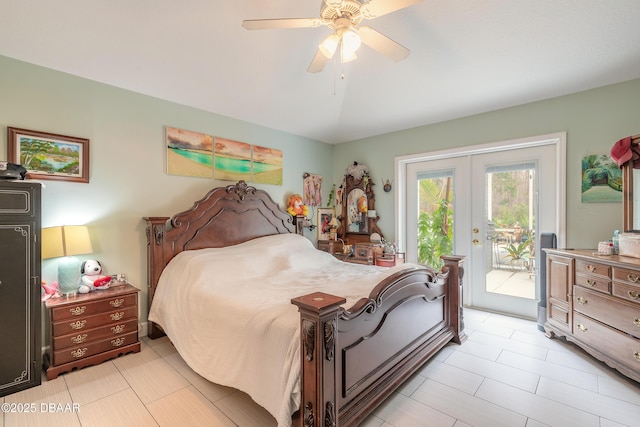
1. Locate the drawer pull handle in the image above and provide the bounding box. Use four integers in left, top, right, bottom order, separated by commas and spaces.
71, 334, 88, 344
111, 337, 126, 347
110, 312, 125, 321
71, 348, 88, 359
628, 290, 640, 300
627, 274, 640, 283
111, 324, 126, 334
70, 320, 87, 330
577, 324, 588, 333
586, 279, 596, 286
69, 306, 86, 316
635, 351, 640, 362
634, 318, 640, 327
110, 298, 125, 308
586, 265, 596, 273
577, 296, 587, 305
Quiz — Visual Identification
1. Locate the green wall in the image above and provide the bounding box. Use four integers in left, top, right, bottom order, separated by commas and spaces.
0, 55, 333, 326
333, 78, 640, 249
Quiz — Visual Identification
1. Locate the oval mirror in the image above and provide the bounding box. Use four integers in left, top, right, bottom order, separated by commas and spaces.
346, 188, 368, 233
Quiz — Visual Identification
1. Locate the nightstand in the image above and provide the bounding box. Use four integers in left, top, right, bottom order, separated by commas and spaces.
44, 282, 141, 380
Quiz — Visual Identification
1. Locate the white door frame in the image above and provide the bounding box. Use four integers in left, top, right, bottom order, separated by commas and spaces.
395, 132, 567, 306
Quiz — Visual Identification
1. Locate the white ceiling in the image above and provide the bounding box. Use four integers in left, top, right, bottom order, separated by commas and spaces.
1, 1, 640, 144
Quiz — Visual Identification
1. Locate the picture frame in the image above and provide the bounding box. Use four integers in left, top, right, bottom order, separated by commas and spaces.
317, 208, 335, 241
7, 127, 90, 183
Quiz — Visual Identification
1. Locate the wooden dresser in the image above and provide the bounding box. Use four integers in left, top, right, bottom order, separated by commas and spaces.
544, 249, 640, 383
45, 282, 141, 379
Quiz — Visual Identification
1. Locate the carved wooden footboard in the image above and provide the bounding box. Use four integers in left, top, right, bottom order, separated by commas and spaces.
292, 256, 466, 427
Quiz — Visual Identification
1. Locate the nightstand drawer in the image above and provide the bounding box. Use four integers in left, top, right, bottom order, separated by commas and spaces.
53, 318, 138, 350
52, 306, 137, 336
51, 293, 137, 321
53, 331, 138, 366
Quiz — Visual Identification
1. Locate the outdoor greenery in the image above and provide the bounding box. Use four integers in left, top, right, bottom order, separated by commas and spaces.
418, 198, 453, 269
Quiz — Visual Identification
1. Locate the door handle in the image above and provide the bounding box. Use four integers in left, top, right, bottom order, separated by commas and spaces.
473, 239, 480, 245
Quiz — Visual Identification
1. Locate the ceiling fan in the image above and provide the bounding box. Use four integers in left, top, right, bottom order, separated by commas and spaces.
242, 0, 423, 73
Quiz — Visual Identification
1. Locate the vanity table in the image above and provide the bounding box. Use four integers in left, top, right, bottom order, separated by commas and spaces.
320, 163, 386, 264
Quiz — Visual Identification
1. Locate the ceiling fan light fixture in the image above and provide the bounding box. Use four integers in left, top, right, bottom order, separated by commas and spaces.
340, 47, 358, 63
340, 28, 361, 53
319, 33, 339, 58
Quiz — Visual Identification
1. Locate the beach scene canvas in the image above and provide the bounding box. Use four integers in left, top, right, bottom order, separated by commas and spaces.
252, 145, 283, 185
166, 127, 213, 178
214, 137, 252, 182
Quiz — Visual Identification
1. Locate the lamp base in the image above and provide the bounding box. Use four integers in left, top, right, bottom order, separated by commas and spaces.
58, 256, 81, 295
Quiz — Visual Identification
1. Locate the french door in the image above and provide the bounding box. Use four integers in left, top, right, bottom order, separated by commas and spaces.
401, 135, 565, 319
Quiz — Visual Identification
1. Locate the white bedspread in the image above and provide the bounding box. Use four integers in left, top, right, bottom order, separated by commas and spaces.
149, 233, 416, 427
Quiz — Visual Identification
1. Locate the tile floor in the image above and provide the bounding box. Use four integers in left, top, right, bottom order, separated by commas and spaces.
2, 308, 639, 427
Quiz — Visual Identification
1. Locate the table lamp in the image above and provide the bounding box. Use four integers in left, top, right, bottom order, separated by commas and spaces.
42, 225, 93, 295
329, 217, 339, 240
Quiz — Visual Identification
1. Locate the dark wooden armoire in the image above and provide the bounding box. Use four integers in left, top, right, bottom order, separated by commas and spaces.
0, 180, 42, 396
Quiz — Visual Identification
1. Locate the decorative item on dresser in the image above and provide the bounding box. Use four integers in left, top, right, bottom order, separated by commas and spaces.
544, 249, 640, 383
144, 180, 466, 427
44, 282, 141, 380
0, 180, 42, 397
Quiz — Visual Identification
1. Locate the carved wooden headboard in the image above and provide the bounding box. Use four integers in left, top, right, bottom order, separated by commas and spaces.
144, 181, 301, 336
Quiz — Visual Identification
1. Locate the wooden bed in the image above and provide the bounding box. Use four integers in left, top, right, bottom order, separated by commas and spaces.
144, 181, 466, 427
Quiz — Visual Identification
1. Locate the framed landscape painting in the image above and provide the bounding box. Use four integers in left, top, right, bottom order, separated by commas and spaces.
166, 126, 213, 178
214, 137, 251, 182
252, 145, 282, 185
7, 127, 90, 183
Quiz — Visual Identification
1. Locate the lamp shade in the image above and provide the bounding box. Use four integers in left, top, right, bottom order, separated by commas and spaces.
42, 225, 93, 259
42, 225, 93, 295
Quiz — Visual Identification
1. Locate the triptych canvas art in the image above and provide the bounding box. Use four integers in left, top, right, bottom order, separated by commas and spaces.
166, 126, 283, 185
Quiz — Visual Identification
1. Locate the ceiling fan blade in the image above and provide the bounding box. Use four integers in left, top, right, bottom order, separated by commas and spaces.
360, 0, 423, 19
358, 26, 410, 61
242, 18, 323, 30
307, 49, 331, 73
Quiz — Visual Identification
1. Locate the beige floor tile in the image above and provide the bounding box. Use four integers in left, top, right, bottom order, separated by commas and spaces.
162, 352, 236, 403
445, 350, 540, 393
536, 377, 640, 427
476, 377, 600, 427
116, 356, 190, 404
416, 358, 484, 395
4, 387, 80, 427
214, 391, 276, 426
468, 330, 549, 360
112, 341, 161, 371
412, 379, 527, 427
597, 375, 640, 406
450, 339, 503, 361
496, 349, 599, 391
146, 386, 235, 427
374, 391, 457, 427
76, 388, 157, 427
144, 336, 178, 357
63, 361, 129, 405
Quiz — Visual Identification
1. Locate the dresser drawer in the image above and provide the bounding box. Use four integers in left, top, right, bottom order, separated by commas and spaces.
52, 331, 138, 366
573, 312, 640, 372
575, 273, 610, 294
575, 259, 611, 279
612, 281, 640, 305
50, 293, 137, 321
52, 306, 137, 336
612, 266, 640, 286
53, 318, 138, 350
574, 287, 640, 338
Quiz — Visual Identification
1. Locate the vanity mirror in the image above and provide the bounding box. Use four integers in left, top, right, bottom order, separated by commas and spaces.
621, 135, 640, 231
337, 163, 383, 244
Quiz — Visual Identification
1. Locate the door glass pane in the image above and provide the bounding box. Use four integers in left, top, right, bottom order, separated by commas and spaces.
417, 169, 454, 268
485, 163, 536, 299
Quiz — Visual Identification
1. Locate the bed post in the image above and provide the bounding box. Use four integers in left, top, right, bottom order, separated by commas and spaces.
144, 216, 169, 339
441, 255, 467, 344
291, 292, 346, 427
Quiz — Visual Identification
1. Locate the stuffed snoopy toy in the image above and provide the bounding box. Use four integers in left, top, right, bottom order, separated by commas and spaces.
79, 260, 111, 293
